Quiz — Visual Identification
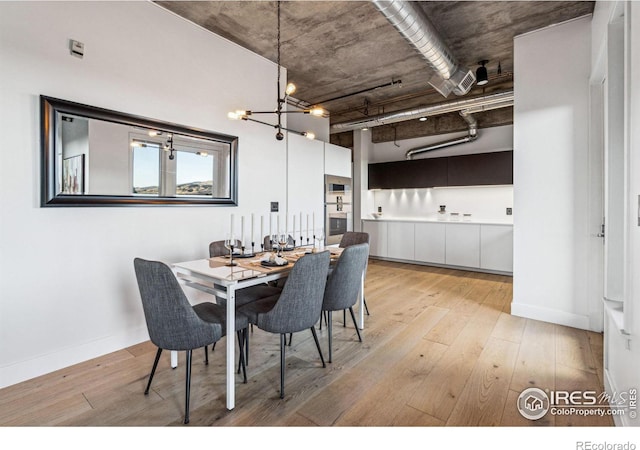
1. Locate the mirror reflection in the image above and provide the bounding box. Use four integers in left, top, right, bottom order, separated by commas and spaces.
42, 96, 238, 206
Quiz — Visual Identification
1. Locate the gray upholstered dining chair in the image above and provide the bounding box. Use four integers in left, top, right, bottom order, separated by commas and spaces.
262, 234, 295, 251
209, 239, 241, 257
321, 243, 369, 363
133, 257, 248, 424
237, 251, 330, 399
338, 231, 370, 316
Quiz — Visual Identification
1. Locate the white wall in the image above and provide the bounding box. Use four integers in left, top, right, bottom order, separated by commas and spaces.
0, 1, 292, 388
512, 16, 592, 329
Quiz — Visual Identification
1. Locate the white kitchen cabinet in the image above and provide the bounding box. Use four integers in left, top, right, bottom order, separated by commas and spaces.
414, 222, 446, 264
362, 219, 512, 274
324, 142, 351, 178
480, 224, 513, 272
287, 133, 324, 240
387, 221, 415, 260
445, 224, 481, 268
362, 220, 387, 257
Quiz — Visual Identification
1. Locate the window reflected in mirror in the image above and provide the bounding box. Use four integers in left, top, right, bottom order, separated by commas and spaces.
42, 96, 238, 206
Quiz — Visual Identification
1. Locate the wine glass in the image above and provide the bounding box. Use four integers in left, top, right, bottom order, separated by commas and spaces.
278, 233, 288, 254
224, 235, 237, 266
271, 233, 279, 255
315, 229, 325, 250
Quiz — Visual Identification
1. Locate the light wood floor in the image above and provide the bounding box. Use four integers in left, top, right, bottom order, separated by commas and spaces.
0, 260, 612, 427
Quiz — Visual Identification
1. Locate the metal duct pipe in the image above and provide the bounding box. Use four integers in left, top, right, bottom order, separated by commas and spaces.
373, 0, 475, 97
405, 111, 478, 160
330, 90, 514, 133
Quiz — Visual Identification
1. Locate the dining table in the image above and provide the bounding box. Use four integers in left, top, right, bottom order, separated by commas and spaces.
171, 245, 365, 410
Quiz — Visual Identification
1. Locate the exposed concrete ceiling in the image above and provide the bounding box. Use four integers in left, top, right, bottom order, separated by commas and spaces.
156, 1, 594, 145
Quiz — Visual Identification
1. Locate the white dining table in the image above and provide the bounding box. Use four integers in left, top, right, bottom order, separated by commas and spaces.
171, 246, 364, 410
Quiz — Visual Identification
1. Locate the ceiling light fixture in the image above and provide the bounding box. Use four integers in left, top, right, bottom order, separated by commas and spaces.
419, 117, 428, 122
227, 1, 322, 141
476, 60, 489, 86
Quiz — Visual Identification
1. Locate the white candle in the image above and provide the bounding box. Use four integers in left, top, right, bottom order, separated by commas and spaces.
231, 214, 234, 238
269, 213, 272, 238
277, 215, 280, 235
306, 214, 309, 241
241, 215, 245, 245
251, 213, 254, 244
286, 214, 289, 237
313, 212, 315, 235
293, 215, 296, 242
261, 215, 264, 246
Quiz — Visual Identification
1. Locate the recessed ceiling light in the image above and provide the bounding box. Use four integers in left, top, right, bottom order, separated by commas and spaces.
419, 117, 427, 122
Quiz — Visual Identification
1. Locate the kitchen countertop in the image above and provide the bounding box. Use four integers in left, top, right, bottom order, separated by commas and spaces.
362, 216, 513, 226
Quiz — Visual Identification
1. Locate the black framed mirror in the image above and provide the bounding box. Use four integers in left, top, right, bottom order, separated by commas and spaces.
41, 96, 238, 206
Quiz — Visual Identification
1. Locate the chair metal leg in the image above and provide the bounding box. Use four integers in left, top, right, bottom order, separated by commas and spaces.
349, 307, 363, 342
211, 342, 216, 351
310, 325, 326, 368
328, 312, 333, 363
204, 345, 209, 365
280, 333, 286, 399
246, 327, 250, 365
144, 348, 163, 395
364, 296, 370, 316
237, 329, 247, 383
288, 333, 293, 346
343, 309, 346, 327
184, 349, 192, 424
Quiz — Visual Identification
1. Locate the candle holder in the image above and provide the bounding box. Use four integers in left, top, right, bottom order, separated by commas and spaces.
261, 243, 264, 254
251, 242, 255, 255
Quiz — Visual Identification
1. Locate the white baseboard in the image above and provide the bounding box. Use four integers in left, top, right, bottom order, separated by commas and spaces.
511, 302, 591, 330
0, 326, 149, 389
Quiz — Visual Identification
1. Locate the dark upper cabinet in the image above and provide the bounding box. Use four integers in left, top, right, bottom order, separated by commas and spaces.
368, 157, 448, 189
368, 150, 513, 189
447, 151, 513, 186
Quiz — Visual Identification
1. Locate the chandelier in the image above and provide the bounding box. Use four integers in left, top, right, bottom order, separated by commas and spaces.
227, 1, 324, 141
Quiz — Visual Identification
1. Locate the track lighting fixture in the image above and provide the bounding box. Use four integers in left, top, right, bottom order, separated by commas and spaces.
476, 60, 489, 86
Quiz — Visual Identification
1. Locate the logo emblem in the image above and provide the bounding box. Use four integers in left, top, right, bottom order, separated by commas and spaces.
517, 387, 550, 420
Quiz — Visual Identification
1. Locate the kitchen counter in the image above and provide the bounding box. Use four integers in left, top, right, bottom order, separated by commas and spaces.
362, 216, 513, 226
362, 216, 513, 274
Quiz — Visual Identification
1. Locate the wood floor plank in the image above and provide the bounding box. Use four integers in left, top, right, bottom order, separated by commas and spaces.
406, 304, 501, 422
334, 330, 448, 426
555, 325, 598, 375
295, 305, 449, 426
491, 312, 526, 343
509, 319, 556, 393
445, 337, 519, 426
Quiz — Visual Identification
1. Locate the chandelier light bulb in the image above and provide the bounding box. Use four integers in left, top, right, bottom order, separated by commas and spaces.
285, 83, 297, 96
304, 131, 315, 140
309, 107, 324, 116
